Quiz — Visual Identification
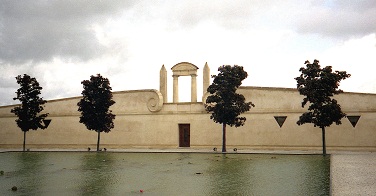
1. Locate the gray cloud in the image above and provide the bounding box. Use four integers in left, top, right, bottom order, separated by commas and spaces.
0, 77, 17, 89
296, 0, 376, 38
163, 0, 376, 39
1, 0, 375, 106
2, 0, 374, 67
166, 0, 260, 29
0, 0, 136, 64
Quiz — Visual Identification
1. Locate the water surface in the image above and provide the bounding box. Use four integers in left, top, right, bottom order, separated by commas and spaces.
0, 152, 330, 195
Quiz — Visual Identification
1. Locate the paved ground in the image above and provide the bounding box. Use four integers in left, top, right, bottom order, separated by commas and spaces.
1, 148, 375, 195
331, 152, 376, 196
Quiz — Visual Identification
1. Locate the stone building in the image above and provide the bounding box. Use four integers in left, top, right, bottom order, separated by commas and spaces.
0, 62, 375, 151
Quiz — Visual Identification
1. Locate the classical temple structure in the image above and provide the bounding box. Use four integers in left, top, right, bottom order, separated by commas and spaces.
0, 62, 375, 151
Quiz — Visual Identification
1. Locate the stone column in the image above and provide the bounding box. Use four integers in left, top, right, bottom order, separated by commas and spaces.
191, 74, 197, 102
203, 62, 210, 94
160, 65, 167, 103
173, 75, 179, 103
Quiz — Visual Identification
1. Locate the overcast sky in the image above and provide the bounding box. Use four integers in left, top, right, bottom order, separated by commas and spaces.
1, 0, 375, 106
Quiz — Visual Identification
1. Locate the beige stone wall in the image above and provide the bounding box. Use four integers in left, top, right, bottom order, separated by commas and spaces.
0, 87, 375, 151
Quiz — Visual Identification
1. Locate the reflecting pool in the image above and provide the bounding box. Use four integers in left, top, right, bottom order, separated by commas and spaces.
0, 152, 330, 195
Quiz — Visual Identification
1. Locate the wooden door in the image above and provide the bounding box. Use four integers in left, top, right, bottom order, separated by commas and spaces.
179, 124, 190, 147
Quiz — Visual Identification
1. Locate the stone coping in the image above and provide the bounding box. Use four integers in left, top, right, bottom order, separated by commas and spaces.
0, 148, 374, 155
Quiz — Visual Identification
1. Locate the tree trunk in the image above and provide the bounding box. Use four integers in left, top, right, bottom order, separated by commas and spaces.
23, 131, 26, 152
322, 127, 326, 155
222, 123, 226, 153
97, 131, 101, 151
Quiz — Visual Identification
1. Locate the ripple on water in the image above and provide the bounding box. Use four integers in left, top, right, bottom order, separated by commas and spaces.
0, 152, 330, 195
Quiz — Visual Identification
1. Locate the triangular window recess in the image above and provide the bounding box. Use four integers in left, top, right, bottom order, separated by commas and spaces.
347, 116, 360, 128
274, 116, 287, 128
43, 119, 52, 129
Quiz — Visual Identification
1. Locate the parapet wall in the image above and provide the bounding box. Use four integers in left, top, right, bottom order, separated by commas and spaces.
0, 87, 375, 151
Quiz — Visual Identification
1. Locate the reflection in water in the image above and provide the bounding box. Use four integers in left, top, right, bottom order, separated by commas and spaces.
301, 155, 330, 195
207, 154, 330, 196
208, 154, 252, 195
16, 152, 45, 195
81, 152, 116, 196
249, 155, 330, 195
0, 152, 330, 195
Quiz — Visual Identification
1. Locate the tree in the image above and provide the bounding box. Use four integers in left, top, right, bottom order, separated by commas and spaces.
205, 65, 255, 152
11, 74, 49, 151
295, 60, 351, 155
77, 74, 116, 151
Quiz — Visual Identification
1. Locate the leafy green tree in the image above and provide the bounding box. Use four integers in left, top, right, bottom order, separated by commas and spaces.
77, 74, 116, 151
295, 60, 350, 155
205, 65, 254, 152
11, 74, 49, 151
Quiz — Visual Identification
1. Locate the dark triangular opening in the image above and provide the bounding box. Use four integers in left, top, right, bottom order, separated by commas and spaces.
347, 116, 360, 128
43, 119, 51, 128
274, 116, 287, 128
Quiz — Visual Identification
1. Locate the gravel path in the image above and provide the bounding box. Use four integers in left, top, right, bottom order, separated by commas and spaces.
331, 153, 376, 196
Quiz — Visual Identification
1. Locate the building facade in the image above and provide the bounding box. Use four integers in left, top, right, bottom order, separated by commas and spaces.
0, 62, 375, 151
